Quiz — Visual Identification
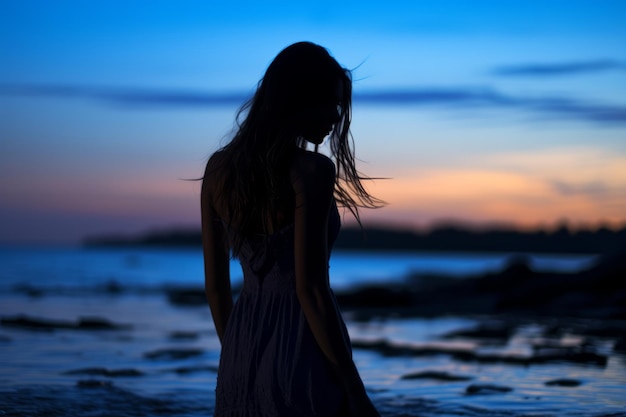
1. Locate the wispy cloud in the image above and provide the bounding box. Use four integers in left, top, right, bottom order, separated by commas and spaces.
492, 59, 626, 77
550, 180, 612, 198
0, 84, 249, 107
354, 88, 511, 106
1, 83, 625, 126
355, 88, 626, 124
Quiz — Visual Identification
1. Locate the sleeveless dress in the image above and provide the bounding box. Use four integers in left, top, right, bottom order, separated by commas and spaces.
214, 202, 348, 417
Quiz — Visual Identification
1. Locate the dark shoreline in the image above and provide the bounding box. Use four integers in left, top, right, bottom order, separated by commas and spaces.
83, 223, 626, 255
151, 250, 626, 322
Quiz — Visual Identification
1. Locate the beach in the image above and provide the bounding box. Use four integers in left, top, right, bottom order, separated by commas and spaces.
1, 246, 625, 416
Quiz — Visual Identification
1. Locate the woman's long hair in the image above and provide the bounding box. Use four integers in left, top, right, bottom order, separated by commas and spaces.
208, 42, 383, 255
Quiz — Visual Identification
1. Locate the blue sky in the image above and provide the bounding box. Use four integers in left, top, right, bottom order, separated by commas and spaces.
1, 0, 625, 244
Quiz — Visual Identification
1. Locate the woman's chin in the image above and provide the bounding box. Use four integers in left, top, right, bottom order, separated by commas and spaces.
304, 134, 328, 146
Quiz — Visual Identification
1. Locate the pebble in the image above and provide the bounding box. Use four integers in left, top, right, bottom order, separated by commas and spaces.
465, 384, 513, 395
545, 378, 582, 387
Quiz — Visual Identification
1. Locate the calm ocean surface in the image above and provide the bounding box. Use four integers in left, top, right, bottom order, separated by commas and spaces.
0, 246, 599, 291
1, 246, 624, 417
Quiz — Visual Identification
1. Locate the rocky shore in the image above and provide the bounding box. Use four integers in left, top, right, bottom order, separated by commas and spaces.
335, 250, 626, 320
160, 249, 626, 321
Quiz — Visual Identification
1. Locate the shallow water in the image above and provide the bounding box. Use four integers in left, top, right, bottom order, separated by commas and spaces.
0, 247, 624, 416
2, 292, 625, 416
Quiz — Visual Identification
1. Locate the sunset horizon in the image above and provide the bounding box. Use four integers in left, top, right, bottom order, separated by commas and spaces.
2, 1, 625, 245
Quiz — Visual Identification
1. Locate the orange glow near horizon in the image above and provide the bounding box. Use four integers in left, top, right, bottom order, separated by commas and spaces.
0, 139, 623, 243
348, 145, 626, 231
3, 148, 624, 236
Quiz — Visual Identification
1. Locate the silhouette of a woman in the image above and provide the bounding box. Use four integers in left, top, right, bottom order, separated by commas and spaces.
201, 42, 381, 417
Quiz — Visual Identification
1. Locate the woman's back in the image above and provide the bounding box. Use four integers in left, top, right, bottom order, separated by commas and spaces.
203, 149, 295, 237
209, 151, 347, 416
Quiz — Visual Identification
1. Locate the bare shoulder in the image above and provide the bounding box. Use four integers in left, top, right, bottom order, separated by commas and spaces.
290, 149, 336, 188
201, 151, 227, 210
290, 150, 336, 216
204, 150, 225, 177
203, 151, 227, 187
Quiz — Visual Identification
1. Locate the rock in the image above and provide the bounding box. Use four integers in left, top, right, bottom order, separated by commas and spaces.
574, 322, 626, 338
442, 323, 514, 341
166, 288, 206, 306
351, 338, 473, 358
64, 367, 143, 377
401, 370, 473, 382
1, 315, 74, 331
101, 280, 123, 294
76, 317, 130, 330
168, 365, 219, 375
12, 283, 44, 297
351, 338, 608, 366
143, 348, 204, 360
465, 383, 513, 395
76, 379, 113, 388
613, 336, 626, 352
169, 331, 200, 340
545, 378, 582, 387
1, 315, 130, 331
500, 255, 534, 284
335, 285, 414, 308
531, 347, 607, 366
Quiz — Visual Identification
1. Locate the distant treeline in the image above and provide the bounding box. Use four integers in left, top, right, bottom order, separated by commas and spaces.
335, 225, 626, 254
83, 223, 626, 254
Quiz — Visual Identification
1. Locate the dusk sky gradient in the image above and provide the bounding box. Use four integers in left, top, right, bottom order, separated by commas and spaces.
1, 0, 625, 245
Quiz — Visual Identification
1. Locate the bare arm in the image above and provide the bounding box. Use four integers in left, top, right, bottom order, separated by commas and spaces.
291, 152, 379, 416
201, 170, 232, 343
292, 154, 352, 368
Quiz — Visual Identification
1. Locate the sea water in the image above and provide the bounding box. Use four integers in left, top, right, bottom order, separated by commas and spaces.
0, 246, 598, 291
1, 246, 624, 417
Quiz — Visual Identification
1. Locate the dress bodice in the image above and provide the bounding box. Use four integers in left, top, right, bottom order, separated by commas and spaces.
235, 201, 341, 291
